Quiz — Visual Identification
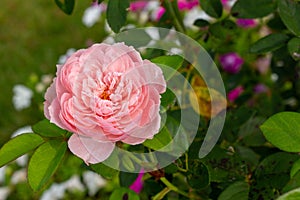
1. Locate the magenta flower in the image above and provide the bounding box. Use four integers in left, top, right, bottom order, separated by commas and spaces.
219, 52, 244, 74
228, 86, 244, 102
129, 1, 148, 12
155, 7, 166, 21
178, 0, 199, 10
129, 169, 144, 194
154, 0, 199, 21
236, 19, 257, 28
253, 84, 268, 94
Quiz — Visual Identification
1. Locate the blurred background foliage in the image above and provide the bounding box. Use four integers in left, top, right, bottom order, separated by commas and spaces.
0, 1, 107, 146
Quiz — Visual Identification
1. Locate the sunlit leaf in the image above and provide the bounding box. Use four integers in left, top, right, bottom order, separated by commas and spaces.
260, 112, 300, 152
290, 158, 300, 178
151, 55, 184, 81
277, 188, 300, 200
91, 163, 118, 179
28, 140, 67, 191
0, 133, 44, 167
109, 187, 140, 200
32, 119, 66, 138
143, 126, 172, 151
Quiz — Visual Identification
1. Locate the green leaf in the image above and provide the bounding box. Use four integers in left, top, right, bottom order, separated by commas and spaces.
290, 159, 300, 178
193, 19, 210, 27
143, 126, 172, 150
32, 119, 66, 138
160, 88, 176, 109
119, 172, 138, 187
109, 187, 140, 200
28, 140, 67, 191
254, 152, 298, 189
209, 20, 237, 39
260, 112, 300, 152
91, 163, 118, 179
277, 188, 300, 200
54, 0, 75, 15
106, 0, 129, 33
238, 117, 266, 147
288, 37, 300, 61
114, 29, 152, 48
249, 33, 289, 54
151, 55, 184, 81
199, 0, 223, 18
187, 160, 210, 189
231, 0, 276, 18
0, 133, 44, 167
278, 0, 300, 36
218, 181, 249, 200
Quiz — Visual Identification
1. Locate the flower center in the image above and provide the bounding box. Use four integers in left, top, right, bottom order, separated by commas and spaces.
99, 87, 110, 100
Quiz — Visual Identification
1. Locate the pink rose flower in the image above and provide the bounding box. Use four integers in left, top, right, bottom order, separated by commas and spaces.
219, 52, 244, 74
44, 43, 166, 165
228, 86, 244, 102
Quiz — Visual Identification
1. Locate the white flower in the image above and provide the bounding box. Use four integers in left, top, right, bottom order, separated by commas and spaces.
40, 175, 85, 200
271, 73, 279, 82
102, 36, 115, 44
82, 4, 106, 28
35, 83, 46, 93
11, 126, 33, 167
82, 171, 106, 196
183, 7, 213, 28
41, 74, 53, 85
0, 187, 10, 200
12, 85, 33, 111
58, 48, 76, 64
40, 183, 66, 200
63, 175, 85, 193
0, 166, 6, 184
10, 169, 27, 185
11, 126, 32, 138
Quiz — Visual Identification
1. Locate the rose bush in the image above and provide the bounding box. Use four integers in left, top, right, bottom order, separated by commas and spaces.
44, 43, 166, 165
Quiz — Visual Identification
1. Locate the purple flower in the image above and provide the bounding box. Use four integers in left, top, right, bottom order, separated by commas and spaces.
228, 86, 244, 102
236, 19, 257, 28
129, 169, 144, 194
253, 84, 268, 94
219, 52, 244, 74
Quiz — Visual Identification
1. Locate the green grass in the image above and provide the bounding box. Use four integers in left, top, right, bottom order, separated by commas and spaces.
0, 1, 107, 146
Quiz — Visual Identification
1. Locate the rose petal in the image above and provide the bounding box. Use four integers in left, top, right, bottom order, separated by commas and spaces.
122, 114, 161, 144
68, 134, 115, 165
